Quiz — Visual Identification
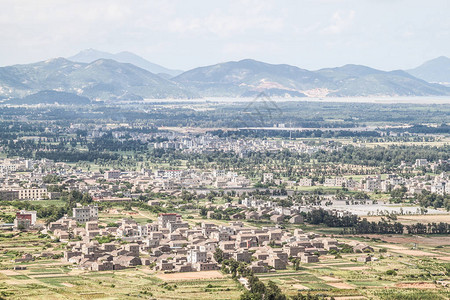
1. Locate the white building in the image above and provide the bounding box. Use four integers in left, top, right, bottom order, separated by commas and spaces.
18, 188, 47, 200
73, 205, 98, 223
431, 182, 447, 195
263, 173, 274, 183
187, 249, 207, 264
105, 170, 121, 180
415, 159, 428, 167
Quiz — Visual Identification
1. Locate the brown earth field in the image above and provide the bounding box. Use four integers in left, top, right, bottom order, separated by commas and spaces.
156, 270, 224, 281
327, 282, 356, 289
347, 234, 450, 246
395, 282, 437, 289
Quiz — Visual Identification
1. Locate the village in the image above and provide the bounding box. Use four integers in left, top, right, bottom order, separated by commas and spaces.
13, 205, 373, 274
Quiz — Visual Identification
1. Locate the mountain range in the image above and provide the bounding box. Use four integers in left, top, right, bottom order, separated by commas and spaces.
0, 57, 194, 100
0, 50, 449, 103
173, 59, 449, 97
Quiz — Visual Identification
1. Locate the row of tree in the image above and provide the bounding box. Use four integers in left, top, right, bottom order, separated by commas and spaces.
304, 209, 450, 235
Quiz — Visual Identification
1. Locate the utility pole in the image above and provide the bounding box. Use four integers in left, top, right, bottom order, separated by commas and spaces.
289, 121, 292, 140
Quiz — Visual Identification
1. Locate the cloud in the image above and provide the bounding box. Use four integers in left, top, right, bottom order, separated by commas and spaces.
222, 41, 281, 56
0, 0, 448, 71
321, 10, 355, 34
167, 11, 284, 37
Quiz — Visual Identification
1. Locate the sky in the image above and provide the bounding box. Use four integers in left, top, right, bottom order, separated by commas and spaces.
1, 0, 449, 71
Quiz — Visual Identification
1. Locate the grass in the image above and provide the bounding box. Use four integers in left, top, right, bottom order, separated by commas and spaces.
369, 289, 450, 300
293, 186, 343, 192
0, 267, 242, 300
351, 280, 394, 287
29, 268, 67, 274
37, 276, 79, 287
302, 282, 334, 290
9, 275, 29, 280
32, 200, 67, 207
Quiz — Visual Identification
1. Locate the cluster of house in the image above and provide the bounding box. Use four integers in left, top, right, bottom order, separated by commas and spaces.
321, 170, 449, 195
153, 133, 331, 156
63, 238, 147, 271
149, 169, 252, 190
1, 155, 448, 206
68, 124, 337, 157
0, 158, 34, 172
48, 205, 151, 271
69, 122, 336, 157
53, 208, 372, 273
0, 158, 66, 201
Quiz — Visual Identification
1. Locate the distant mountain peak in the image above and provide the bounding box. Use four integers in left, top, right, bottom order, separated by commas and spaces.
407, 56, 450, 83
430, 56, 450, 62
68, 49, 183, 76
43, 57, 71, 64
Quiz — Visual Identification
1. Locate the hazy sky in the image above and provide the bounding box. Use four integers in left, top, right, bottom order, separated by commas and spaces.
1, 0, 449, 71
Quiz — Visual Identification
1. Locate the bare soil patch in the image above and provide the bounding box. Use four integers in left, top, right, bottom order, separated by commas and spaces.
61, 282, 74, 287
334, 297, 367, 300
292, 284, 309, 290
317, 255, 335, 261
319, 276, 340, 282
4, 279, 38, 285
395, 282, 436, 289
436, 256, 450, 261
363, 234, 450, 246
327, 282, 355, 289
377, 244, 407, 250
0, 270, 20, 276
156, 270, 224, 281
390, 249, 438, 256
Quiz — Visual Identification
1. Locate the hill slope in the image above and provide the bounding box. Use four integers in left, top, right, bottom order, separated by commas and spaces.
9, 90, 91, 105
407, 56, 450, 84
0, 58, 193, 100
316, 64, 449, 96
173, 59, 323, 97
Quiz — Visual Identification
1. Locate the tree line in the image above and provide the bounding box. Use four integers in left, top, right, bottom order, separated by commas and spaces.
304, 208, 450, 235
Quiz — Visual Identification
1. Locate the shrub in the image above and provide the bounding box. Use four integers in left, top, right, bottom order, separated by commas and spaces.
385, 270, 397, 276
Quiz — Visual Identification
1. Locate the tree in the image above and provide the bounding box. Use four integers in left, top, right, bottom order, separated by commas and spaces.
214, 248, 224, 264
81, 193, 93, 205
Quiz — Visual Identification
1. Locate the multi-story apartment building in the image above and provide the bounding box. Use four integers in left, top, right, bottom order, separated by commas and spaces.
14, 210, 37, 229
18, 188, 47, 200
73, 205, 99, 223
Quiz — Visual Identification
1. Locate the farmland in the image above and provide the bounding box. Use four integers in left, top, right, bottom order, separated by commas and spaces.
1, 228, 449, 300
